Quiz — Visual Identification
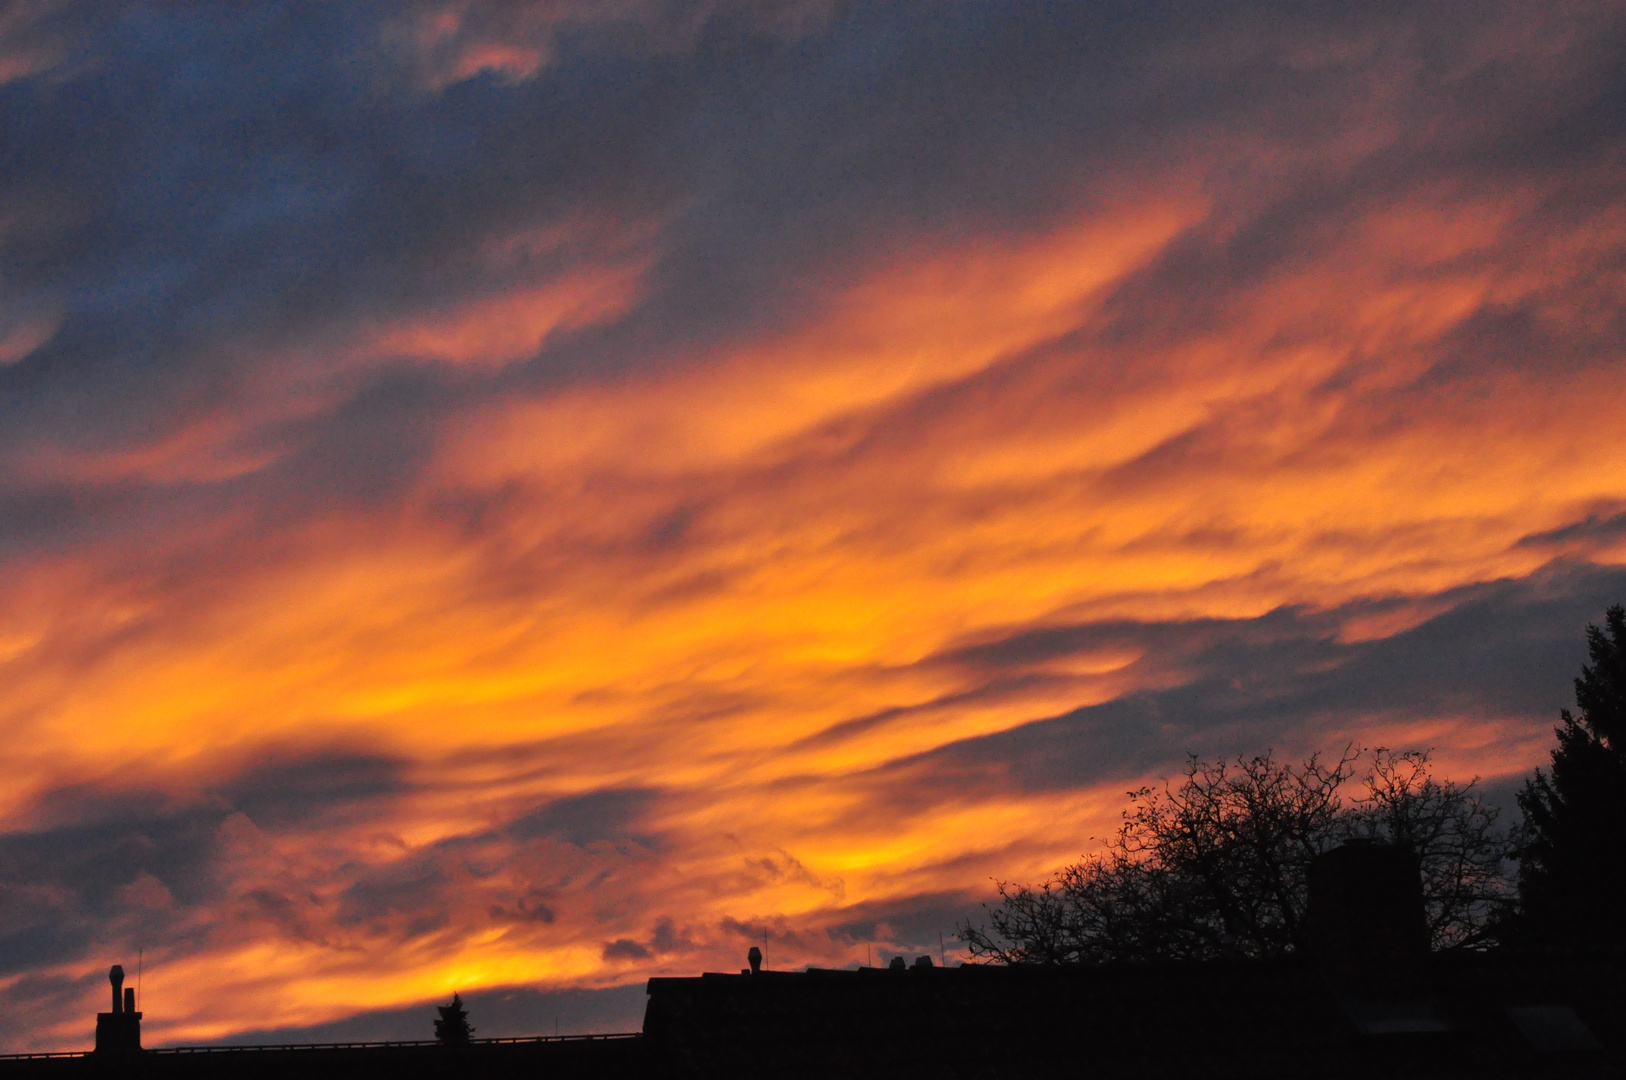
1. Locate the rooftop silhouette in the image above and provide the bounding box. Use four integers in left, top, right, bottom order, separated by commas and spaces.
94, 966, 141, 1055
3, 843, 1621, 1079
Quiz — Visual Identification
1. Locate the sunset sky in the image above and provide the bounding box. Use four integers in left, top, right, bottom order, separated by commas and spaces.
3, 0, 1626, 1052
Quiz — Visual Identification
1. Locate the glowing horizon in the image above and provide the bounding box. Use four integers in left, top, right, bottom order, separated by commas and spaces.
2, 0, 1625, 1052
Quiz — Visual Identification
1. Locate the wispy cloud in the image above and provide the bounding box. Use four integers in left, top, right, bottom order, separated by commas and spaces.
2, 0, 1625, 1052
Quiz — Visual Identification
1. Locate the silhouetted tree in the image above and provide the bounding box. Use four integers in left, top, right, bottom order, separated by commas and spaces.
1514, 604, 1626, 949
1346, 748, 1513, 947
434, 993, 475, 1045
961, 747, 1510, 964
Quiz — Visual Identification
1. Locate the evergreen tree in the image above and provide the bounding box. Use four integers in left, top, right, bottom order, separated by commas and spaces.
1515, 604, 1626, 949
434, 992, 475, 1045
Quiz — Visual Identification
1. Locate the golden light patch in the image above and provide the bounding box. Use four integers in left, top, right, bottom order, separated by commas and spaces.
6, 166, 1626, 1053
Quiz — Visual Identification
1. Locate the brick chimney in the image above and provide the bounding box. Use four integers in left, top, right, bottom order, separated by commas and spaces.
1305, 841, 1429, 995
94, 964, 142, 1053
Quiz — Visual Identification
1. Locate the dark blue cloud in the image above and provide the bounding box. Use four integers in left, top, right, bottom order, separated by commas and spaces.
217, 749, 408, 830
0, 749, 408, 974
509, 788, 661, 848
872, 560, 1626, 805
3, 0, 1619, 549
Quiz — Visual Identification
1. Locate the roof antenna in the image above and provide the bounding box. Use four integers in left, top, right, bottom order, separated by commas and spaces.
938, 931, 946, 968
136, 948, 143, 1012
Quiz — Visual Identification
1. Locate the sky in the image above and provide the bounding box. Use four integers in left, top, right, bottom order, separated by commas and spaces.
2, 0, 1626, 1053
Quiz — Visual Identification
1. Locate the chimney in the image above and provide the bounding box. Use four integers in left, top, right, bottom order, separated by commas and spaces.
95, 964, 143, 1054
1306, 841, 1429, 995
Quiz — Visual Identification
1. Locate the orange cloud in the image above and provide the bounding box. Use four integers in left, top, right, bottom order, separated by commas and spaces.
6, 23, 1626, 1051
362, 261, 646, 369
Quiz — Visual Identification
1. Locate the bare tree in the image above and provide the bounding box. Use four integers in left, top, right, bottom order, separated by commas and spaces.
1344, 749, 1509, 948
961, 748, 1511, 964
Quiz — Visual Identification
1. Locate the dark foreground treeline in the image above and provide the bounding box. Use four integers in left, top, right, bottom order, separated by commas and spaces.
0, 1038, 645, 1080
961, 604, 1626, 963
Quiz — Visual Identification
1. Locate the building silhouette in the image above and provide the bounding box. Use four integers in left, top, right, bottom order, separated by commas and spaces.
94, 966, 141, 1055
3, 843, 1621, 1078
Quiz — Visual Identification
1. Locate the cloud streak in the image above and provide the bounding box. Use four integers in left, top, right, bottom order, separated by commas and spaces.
2, 0, 1626, 1052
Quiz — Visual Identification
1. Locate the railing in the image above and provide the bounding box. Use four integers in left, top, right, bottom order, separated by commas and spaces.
0, 1033, 641, 1061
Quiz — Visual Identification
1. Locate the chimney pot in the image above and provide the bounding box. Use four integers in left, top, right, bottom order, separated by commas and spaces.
96, 965, 142, 1053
